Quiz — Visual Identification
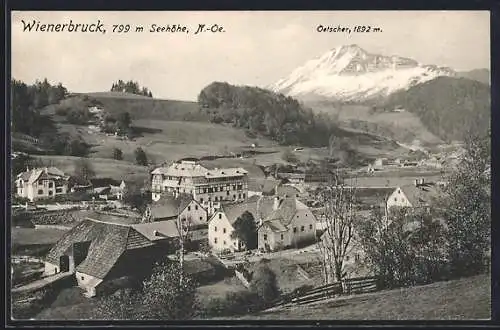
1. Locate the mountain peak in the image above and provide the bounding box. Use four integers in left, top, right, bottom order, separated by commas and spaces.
269, 45, 457, 102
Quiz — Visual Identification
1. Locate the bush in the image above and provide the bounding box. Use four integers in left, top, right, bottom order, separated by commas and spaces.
249, 264, 280, 305
112, 148, 123, 160
201, 291, 260, 317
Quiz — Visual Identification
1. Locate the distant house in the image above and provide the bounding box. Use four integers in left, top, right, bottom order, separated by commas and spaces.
386, 179, 441, 210
278, 172, 306, 185
16, 167, 70, 202
91, 178, 126, 200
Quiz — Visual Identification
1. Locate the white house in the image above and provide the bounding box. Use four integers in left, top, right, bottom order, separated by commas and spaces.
386, 179, 441, 210
208, 209, 245, 252
15, 167, 70, 201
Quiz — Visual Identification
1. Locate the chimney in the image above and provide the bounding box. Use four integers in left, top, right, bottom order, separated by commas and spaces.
273, 196, 280, 210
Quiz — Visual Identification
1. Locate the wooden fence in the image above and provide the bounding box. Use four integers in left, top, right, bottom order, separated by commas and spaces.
272, 276, 379, 308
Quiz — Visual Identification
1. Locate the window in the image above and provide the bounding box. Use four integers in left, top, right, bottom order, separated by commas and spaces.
234, 241, 237, 246
223, 228, 226, 234
195, 205, 198, 210
293, 227, 297, 233
188, 206, 191, 211
214, 226, 217, 232
223, 241, 226, 245
227, 191, 230, 196
208, 197, 211, 202
233, 195, 236, 200
242, 193, 246, 199
280, 234, 284, 240
219, 214, 222, 219
200, 216, 203, 221
55, 267, 58, 273
301, 226, 305, 232
345, 255, 350, 261
214, 238, 218, 243
200, 198, 204, 203
263, 234, 268, 241
81, 276, 84, 280
48, 182, 54, 188
38, 189, 43, 195
238, 193, 241, 199
394, 197, 397, 202
309, 224, 313, 230
48, 191, 53, 196
355, 254, 360, 262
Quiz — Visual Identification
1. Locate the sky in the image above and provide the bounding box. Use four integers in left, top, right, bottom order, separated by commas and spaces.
11, 11, 490, 101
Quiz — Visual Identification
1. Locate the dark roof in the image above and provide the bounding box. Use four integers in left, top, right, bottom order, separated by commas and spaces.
265, 197, 297, 226
220, 196, 276, 224
46, 218, 154, 280
90, 178, 122, 188
150, 193, 193, 220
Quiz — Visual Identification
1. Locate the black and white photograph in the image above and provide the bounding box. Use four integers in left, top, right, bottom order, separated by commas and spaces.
9, 10, 491, 321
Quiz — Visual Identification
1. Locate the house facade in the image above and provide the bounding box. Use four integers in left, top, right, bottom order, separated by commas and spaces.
258, 196, 317, 251
150, 160, 249, 206
15, 167, 70, 202
386, 180, 440, 211
207, 210, 244, 252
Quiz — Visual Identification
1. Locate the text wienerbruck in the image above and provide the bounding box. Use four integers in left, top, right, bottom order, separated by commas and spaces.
21, 20, 106, 34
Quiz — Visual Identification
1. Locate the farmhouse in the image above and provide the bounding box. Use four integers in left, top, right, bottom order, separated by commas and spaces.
386, 179, 441, 210
16, 167, 71, 202
150, 160, 249, 206
43, 217, 170, 297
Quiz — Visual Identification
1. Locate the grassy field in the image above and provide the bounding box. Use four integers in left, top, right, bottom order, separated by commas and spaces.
11, 227, 68, 247
231, 274, 491, 320
306, 102, 443, 145
33, 155, 149, 182
196, 276, 249, 307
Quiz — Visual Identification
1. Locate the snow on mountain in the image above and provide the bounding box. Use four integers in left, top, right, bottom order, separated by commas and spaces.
269, 44, 456, 102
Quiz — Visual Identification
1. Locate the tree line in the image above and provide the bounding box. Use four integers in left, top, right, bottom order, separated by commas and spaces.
12, 79, 67, 137
197, 82, 346, 147
111, 80, 153, 97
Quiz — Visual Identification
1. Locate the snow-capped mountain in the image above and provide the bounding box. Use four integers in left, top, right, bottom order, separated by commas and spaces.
269, 44, 457, 102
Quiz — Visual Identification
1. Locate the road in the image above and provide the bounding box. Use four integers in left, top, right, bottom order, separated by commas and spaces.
12, 271, 72, 293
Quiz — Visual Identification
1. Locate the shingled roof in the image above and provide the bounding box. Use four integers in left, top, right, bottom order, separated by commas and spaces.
150, 192, 193, 220
221, 196, 276, 225
45, 218, 155, 280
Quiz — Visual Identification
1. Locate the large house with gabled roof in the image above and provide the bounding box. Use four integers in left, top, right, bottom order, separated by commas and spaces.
207, 194, 317, 253
15, 167, 70, 201
150, 160, 249, 206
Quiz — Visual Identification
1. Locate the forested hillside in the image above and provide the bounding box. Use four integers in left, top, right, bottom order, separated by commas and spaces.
198, 82, 349, 147
382, 77, 490, 142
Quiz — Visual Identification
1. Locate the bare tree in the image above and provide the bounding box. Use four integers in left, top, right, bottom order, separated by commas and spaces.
175, 203, 192, 286
316, 174, 357, 284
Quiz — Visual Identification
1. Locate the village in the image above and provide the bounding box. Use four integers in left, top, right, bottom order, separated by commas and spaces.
11, 135, 467, 316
